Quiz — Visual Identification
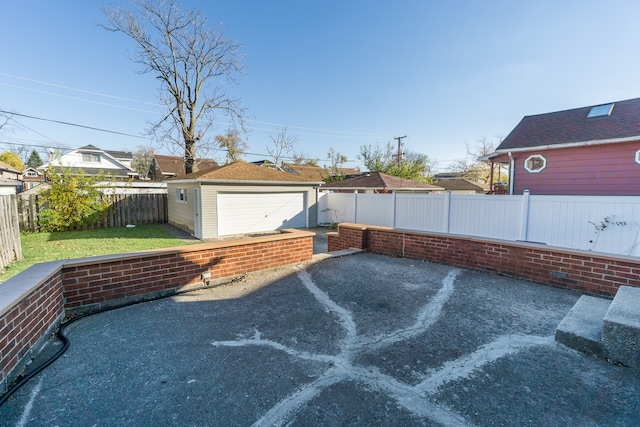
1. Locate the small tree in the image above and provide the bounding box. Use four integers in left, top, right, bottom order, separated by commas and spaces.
26, 150, 44, 169
359, 142, 434, 182
325, 147, 348, 182
0, 151, 25, 170
216, 128, 247, 163
267, 127, 297, 168
131, 145, 156, 178
38, 165, 110, 232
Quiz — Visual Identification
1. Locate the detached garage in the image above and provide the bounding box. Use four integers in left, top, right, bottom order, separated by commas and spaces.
167, 162, 322, 239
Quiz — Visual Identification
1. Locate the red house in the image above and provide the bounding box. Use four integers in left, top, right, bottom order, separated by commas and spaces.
489, 97, 640, 195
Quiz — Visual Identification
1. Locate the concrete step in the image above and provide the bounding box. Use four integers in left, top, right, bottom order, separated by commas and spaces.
603, 286, 640, 369
555, 295, 611, 358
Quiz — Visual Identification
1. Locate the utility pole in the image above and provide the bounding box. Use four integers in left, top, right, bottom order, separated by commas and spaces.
394, 135, 407, 164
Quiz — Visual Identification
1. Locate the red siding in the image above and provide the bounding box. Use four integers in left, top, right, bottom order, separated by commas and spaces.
512, 141, 640, 195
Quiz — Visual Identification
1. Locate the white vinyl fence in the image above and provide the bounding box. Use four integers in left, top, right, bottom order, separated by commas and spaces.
318, 191, 640, 256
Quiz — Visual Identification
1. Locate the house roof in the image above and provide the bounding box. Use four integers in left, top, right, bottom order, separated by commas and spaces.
496, 97, 640, 152
282, 163, 330, 181
79, 144, 133, 160
435, 178, 488, 193
321, 172, 443, 191
154, 154, 219, 177
0, 160, 21, 174
173, 161, 323, 184
282, 163, 361, 181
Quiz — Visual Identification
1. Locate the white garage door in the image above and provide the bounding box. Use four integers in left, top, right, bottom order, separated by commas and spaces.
217, 192, 307, 236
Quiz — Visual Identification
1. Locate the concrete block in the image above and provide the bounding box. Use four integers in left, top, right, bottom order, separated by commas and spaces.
603, 286, 640, 368
555, 295, 611, 357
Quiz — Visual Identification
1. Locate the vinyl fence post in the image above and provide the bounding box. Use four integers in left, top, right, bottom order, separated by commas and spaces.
393, 190, 397, 229
520, 190, 531, 241
444, 190, 451, 233
354, 191, 358, 224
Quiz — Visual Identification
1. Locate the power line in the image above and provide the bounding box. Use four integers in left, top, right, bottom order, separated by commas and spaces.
0, 73, 394, 140
0, 110, 150, 140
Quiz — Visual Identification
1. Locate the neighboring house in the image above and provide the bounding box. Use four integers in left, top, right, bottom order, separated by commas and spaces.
434, 178, 488, 194
166, 161, 323, 239
40, 145, 137, 179
0, 180, 18, 195
148, 153, 218, 180
320, 172, 443, 194
22, 167, 45, 191
0, 160, 21, 181
433, 172, 466, 181
489, 97, 640, 195
0, 161, 23, 192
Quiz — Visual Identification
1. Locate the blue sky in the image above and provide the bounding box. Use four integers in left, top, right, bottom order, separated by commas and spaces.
2, 1, 640, 171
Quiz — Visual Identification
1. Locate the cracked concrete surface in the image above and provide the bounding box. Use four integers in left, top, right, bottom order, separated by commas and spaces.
2, 253, 640, 426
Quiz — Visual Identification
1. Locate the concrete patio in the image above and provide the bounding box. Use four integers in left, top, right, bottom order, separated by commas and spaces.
1, 252, 640, 426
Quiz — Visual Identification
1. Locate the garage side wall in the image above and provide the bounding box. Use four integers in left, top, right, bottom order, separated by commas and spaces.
201, 185, 219, 239
167, 182, 199, 235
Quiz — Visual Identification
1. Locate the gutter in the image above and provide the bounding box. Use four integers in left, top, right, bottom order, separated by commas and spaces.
508, 152, 515, 195
495, 134, 640, 154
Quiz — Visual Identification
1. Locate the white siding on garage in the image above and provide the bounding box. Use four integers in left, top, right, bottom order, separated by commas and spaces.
217, 192, 306, 236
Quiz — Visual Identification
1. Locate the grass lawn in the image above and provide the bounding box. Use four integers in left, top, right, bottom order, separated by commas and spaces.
0, 225, 196, 283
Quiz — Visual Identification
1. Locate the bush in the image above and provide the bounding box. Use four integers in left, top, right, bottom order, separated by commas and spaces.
38, 164, 111, 232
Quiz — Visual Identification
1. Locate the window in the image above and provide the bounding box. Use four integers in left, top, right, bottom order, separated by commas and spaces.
175, 187, 188, 203
635, 150, 640, 165
82, 153, 100, 163
524, 155, 546, 173
587, 103, 614, 118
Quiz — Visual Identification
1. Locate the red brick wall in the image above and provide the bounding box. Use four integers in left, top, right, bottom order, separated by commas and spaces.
1, 271, 64, 393
0, 229, 313, 394
62, 232, 313, 313
333, 223, 640, 297
327, 224, 368, 252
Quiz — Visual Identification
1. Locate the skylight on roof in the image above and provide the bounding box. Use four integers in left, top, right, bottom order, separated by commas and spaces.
587, 103, 614, 118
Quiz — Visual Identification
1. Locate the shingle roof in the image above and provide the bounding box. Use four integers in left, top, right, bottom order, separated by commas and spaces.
322, 172, 443, 191
154, 154, 218, 176
435, 178, 487, 192
0, 160, 21, 173
282, 163, 330, 181
497, 97, 640, 151
178, 161, 323, 183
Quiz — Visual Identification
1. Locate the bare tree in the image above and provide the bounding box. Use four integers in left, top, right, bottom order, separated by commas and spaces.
215, 128, 247, 164
100, 0, 246, 174
0, 112, 12, 131
453, 136, 502, 183
325, 147, 348, 182
131, 145, 156, 178
292, 151, 318, 165
267, 127, 297, 168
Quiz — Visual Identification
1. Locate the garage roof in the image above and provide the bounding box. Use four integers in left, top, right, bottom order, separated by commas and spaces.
170, 161, 323, 184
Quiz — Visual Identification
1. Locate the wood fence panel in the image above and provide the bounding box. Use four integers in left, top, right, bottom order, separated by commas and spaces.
16, 193, 169, 232
0, 194, 22, 270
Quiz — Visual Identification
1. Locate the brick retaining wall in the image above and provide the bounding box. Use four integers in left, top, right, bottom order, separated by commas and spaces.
0, 229, 314, 394
329, 223, 640, 297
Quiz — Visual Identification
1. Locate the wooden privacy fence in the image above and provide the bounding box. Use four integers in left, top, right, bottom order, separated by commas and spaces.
0, 194, 22, 270
17, 193, 168, 232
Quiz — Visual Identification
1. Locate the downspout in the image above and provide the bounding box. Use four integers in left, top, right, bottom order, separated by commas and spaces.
508, 151, 515, 195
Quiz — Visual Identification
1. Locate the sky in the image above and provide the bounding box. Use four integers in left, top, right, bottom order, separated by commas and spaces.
2, 1, 640, 172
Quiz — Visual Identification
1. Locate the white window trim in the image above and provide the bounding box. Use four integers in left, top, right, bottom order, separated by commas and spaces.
635, 150, 640, 165
175, 187, 188, 203
524, 154, 547, 173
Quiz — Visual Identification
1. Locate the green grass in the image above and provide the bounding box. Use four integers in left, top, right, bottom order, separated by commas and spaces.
0, 225, 196, 283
